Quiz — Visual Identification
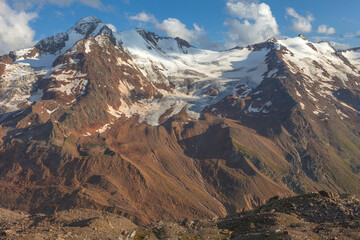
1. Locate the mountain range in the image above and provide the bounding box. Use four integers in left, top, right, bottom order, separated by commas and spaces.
0, 15, 359, 225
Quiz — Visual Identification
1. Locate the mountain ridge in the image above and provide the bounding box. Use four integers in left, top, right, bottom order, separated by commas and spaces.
0, 15, 359, 225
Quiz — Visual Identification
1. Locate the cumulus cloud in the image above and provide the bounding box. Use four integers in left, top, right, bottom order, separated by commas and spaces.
224, 0, 279, 47
129, 11, 221, 49
129, 12, 156, 23
317, 24, 335, 35
155, 18, 204, 43
0, 0, 111, 54
130, 1, 280, 49
286, 8, 314, 33
0, 0, 38, 55
106, 23, 117, 32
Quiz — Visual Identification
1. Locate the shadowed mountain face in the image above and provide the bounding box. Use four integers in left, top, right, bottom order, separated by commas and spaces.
0, 16, 359, 225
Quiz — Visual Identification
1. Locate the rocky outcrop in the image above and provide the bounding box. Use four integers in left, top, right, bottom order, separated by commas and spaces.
35, 32, 69, 55
1, 192, 358, 239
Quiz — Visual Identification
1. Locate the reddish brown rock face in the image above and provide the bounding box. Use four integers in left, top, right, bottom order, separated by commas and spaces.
0, 55, 13, 77
0, 64, 5, 77
0, 16, 359, 225
0, 55, 13, 65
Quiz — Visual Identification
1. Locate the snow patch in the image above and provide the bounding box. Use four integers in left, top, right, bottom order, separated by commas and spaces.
46, 107, 59, 115
247, 101, 272, 113
70, 58, 80, 64
85, 40, 92, 54
300, 102, 305, 109
336, 109, 349, 119
267, 68, 278, 78
97, 123, 112, 133
339, 101, 357, 112
50, 79, 88, 96
118, 80, 134, 96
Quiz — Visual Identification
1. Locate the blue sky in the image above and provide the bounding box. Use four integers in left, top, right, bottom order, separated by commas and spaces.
1, 0, 359, 54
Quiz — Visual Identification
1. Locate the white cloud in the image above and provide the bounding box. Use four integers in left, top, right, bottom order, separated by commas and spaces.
286, 8, 314, 34
155, 18, 204, 43
317, 24, 335, 35
330, 41, 350, 50
224, 0, 279, 47
106, 23, 117, 32
0, 0, 109, 54
130, 1, 280, 49
129, 11, 156, 23
129, 11, 220, 49
0, 0, 38, 55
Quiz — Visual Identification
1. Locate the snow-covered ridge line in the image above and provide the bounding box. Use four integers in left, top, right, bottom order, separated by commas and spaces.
1, 16, 360, 126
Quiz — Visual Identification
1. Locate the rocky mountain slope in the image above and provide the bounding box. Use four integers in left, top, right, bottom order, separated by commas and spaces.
0, 16, 359, 225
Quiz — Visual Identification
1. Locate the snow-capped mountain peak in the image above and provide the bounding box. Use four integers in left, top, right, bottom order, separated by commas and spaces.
34, 16, 107, 56
69, 15, 106, 37
1, 16, 359, 126
297, 34, 308, 41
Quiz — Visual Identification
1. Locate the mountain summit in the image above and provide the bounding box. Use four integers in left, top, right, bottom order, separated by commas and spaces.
0, 16, 359, 224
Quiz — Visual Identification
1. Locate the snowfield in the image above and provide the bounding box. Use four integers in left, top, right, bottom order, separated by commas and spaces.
1, 16, 360, 125
113, 29, 272, 125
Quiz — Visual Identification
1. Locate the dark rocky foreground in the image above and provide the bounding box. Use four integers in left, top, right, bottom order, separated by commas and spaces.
1, 191, 359, 239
